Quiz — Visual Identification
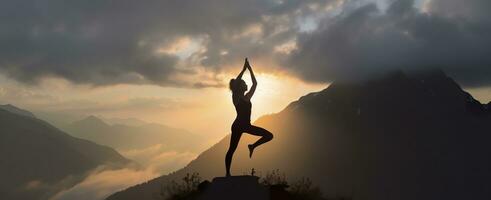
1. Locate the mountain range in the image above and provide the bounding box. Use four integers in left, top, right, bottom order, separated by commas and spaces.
0, 105, 130, 200
64, 115, 207, 153
107, 70, 491, 200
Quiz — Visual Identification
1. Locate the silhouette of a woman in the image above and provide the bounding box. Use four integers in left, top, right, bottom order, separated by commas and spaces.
225, 58, 273, 177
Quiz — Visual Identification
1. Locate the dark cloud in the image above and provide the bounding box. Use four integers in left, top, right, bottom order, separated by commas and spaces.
427, 0, 491, 20
0, 1, 182, 86
2, 0, 490, 87
286, 0, 491, 87
0, 0, 334, 87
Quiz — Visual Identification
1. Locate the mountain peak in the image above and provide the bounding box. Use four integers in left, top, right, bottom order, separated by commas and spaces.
103, 117, 148, 127
85, 115, 102, 121
287, 69, 488, 116
71, 115, 110, 128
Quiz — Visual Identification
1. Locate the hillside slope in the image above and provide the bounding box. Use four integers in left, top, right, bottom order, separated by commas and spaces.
0, 104, 36, 118
0, 108, 130, 200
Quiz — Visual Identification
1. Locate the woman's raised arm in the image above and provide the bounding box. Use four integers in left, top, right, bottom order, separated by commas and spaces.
245, 59, 257, 100
236, 58, 248, 80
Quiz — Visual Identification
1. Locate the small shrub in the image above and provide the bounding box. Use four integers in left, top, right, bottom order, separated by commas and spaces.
259, 170, 346, 200
289, 177, 324, 200
260, 169, 288, 186
161, 173, 202, 200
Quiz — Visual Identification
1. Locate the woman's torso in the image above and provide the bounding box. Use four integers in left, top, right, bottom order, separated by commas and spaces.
233, 94, 251, 125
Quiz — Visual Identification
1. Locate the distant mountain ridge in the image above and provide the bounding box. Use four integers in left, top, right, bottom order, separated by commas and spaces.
65, 115, 207, 152
0, 104, 36, 118
107, 70, 491, 200
100, 116, 148, 127
0, 106, 130, 200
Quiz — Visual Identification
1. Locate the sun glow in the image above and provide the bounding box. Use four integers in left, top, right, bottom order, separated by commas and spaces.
240, 73, 326, 120
0, 72, 326, 142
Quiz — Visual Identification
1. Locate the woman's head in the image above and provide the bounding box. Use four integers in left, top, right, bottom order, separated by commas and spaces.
229, 79, 248, 94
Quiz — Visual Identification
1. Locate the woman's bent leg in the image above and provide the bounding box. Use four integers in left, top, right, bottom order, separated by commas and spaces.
225, 130, 242, 176
244, 125, 273, 157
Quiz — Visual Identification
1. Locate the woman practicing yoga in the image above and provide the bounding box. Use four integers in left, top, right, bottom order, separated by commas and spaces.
225, 58, 273, 177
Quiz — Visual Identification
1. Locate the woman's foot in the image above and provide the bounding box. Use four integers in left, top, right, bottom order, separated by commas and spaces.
226, 172, 231, 177
248, 144, 255, 158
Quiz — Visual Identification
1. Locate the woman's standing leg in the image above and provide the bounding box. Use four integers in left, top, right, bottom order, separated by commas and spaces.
225, 129, 242, 176
244, 125, 273, 158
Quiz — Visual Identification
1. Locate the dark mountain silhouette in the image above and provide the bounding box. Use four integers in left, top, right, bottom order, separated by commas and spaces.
107, 70, 491, 200
0, 104, 36, 118
64, 115, 207, 152
0, 107, 130, 200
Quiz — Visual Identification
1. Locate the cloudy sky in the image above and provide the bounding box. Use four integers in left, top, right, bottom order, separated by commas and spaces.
1, 0, 491, 138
